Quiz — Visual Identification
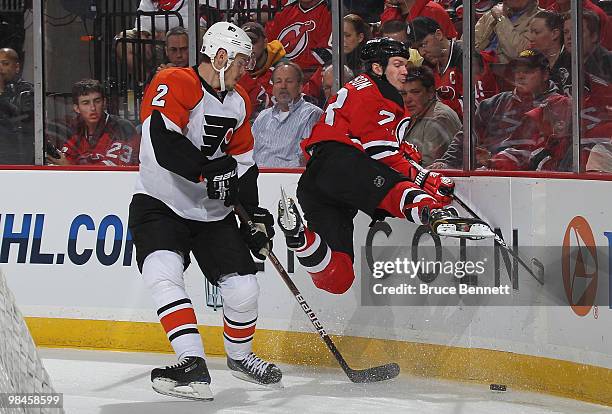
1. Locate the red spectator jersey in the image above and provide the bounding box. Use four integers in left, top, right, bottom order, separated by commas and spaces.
428, 40, 498, 117
265, 0, 331, 78
305, 73, 414, 176
382, 0, 457, 39
61, 113, 140, 166
490, 76, 612, 171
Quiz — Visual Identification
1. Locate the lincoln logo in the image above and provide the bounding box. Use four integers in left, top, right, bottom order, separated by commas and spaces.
278, 20, 316, 59
562, 216, 598, 317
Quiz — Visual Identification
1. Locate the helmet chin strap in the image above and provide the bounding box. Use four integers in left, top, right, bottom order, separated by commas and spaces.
211, 58, 233, 92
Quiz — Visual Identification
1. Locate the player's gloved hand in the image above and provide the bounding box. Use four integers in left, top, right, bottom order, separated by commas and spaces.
413, 166, 455, 204
241, 207, 275, 260
400, 141, 422, 165
200, 155, 238, 207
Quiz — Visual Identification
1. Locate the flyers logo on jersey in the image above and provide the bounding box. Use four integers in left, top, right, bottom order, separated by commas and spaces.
278, 20, 316, 59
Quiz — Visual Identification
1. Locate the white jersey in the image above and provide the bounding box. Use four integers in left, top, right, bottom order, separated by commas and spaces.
135, 66, 255, 222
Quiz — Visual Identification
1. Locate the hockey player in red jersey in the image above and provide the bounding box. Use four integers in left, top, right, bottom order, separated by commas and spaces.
277, 38, 493, 296
265, 0, 332, 81
128, 22, 281, 401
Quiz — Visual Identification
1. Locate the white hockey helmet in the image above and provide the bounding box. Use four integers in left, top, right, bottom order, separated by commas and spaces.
200, 22, 254, 91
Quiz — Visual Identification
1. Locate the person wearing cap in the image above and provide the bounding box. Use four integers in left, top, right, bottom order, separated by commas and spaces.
128, 21, 282, 401
381, 0, 457, 40
237, 21, 286, 121
430, 49, 569, 171
380, 19, 425, 68
409, 16, 498, 117
399, 65, 461, 166
475, 0, 541, 64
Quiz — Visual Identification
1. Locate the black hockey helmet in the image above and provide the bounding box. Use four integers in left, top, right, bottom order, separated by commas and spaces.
360, 37, 411, 70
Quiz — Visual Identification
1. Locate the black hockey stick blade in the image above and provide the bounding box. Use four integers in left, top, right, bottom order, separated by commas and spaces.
346, 363, 401, 383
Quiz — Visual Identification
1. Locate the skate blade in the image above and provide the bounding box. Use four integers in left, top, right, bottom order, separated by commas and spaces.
152, 378, 214, 401
278, 186, 295, 231
435, 223, 495, 240
230, 371, 285, 389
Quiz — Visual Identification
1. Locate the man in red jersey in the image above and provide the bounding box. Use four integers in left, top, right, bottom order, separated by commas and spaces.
265, 0, 332, 81
276, 38, 492, 295
45, 79, 139, 166
410, 16, 499, 117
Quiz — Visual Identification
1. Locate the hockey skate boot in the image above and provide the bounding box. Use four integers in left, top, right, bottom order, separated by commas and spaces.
227, 352, 283, 386
151, 356, 213, 401
425, 206, 495, 240
278, 187, 305, 249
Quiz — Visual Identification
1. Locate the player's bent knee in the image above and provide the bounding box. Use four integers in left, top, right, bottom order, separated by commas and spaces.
219, 274, 259, 312
141, 250, 185, 289
311, 251, 354, 294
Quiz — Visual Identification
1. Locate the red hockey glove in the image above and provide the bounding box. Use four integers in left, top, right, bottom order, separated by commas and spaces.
400, 141, 422, 165
412, 163, 454, 204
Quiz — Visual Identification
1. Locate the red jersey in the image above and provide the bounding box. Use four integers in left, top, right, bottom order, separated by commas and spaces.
382, 0, 457, 39
61, 113, 140, 166
265, 0, 331, 78
429, 40, 499, 118
238, 69, 273, 120
305, 73, 413, 176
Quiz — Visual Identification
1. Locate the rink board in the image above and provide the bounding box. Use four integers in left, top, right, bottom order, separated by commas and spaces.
1, 170, 611, 405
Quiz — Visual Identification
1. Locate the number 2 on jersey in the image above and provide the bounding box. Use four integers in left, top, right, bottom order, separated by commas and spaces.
324, 87, 348, 126
152, 84, 169, 107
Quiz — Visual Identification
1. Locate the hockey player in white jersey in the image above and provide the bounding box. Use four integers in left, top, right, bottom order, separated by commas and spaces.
128, 21, 281, 401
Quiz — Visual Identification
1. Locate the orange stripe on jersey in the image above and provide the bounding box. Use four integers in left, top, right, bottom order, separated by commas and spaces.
160, 307, 197, 333
140, 67, 203, 130
226, 84, 255, 156
223, 321, 256, 339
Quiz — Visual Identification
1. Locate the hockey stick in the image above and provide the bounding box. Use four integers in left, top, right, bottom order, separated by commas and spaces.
234, 203, 400, 383
453, 193, 544, 285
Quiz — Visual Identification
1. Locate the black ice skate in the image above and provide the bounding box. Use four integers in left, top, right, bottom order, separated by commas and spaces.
278, 187, 305, 249
227, 352, 283, 387
425, 206, 495, 240
151, 356, 213, 401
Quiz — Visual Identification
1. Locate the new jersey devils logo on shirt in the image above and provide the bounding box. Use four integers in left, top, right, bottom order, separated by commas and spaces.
278, 20, 316, 59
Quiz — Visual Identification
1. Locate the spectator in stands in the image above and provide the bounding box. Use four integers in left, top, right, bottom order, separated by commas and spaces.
586, 143, 612, 172
528, 10, 571, 94
380, 19, 425, 68
563, 11, 612, 83
321, 64, 355, 106
46, 79, 140, 166
429, 49, 567, 170
157, 26, 190, 72
544, 0, 612, 49
344, 14, 372, 75
410, 17, 498, 117
475, 0, 541, 64
400, 66, 461, 166
381, 19, 410, 44
238, 22, 286, 121
265, 0, 332, 82
252, 62, 322, 167
381, 0, 458, 39
0, 47, 33, 164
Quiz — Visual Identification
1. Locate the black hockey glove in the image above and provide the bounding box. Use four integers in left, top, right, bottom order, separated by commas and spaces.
200, 155, 238, 207
241, 207, 275, 260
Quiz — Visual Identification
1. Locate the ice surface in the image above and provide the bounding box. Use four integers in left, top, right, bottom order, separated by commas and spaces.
40, 348, 611, 414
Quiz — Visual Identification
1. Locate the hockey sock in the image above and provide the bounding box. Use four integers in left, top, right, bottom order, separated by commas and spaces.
377, 181, 442, 224
219, 274, 259, 361
290, 228, 355, 294
142, 250, 205, 360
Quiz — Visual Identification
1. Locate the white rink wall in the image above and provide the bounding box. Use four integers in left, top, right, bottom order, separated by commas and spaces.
2, 170, 611, 372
